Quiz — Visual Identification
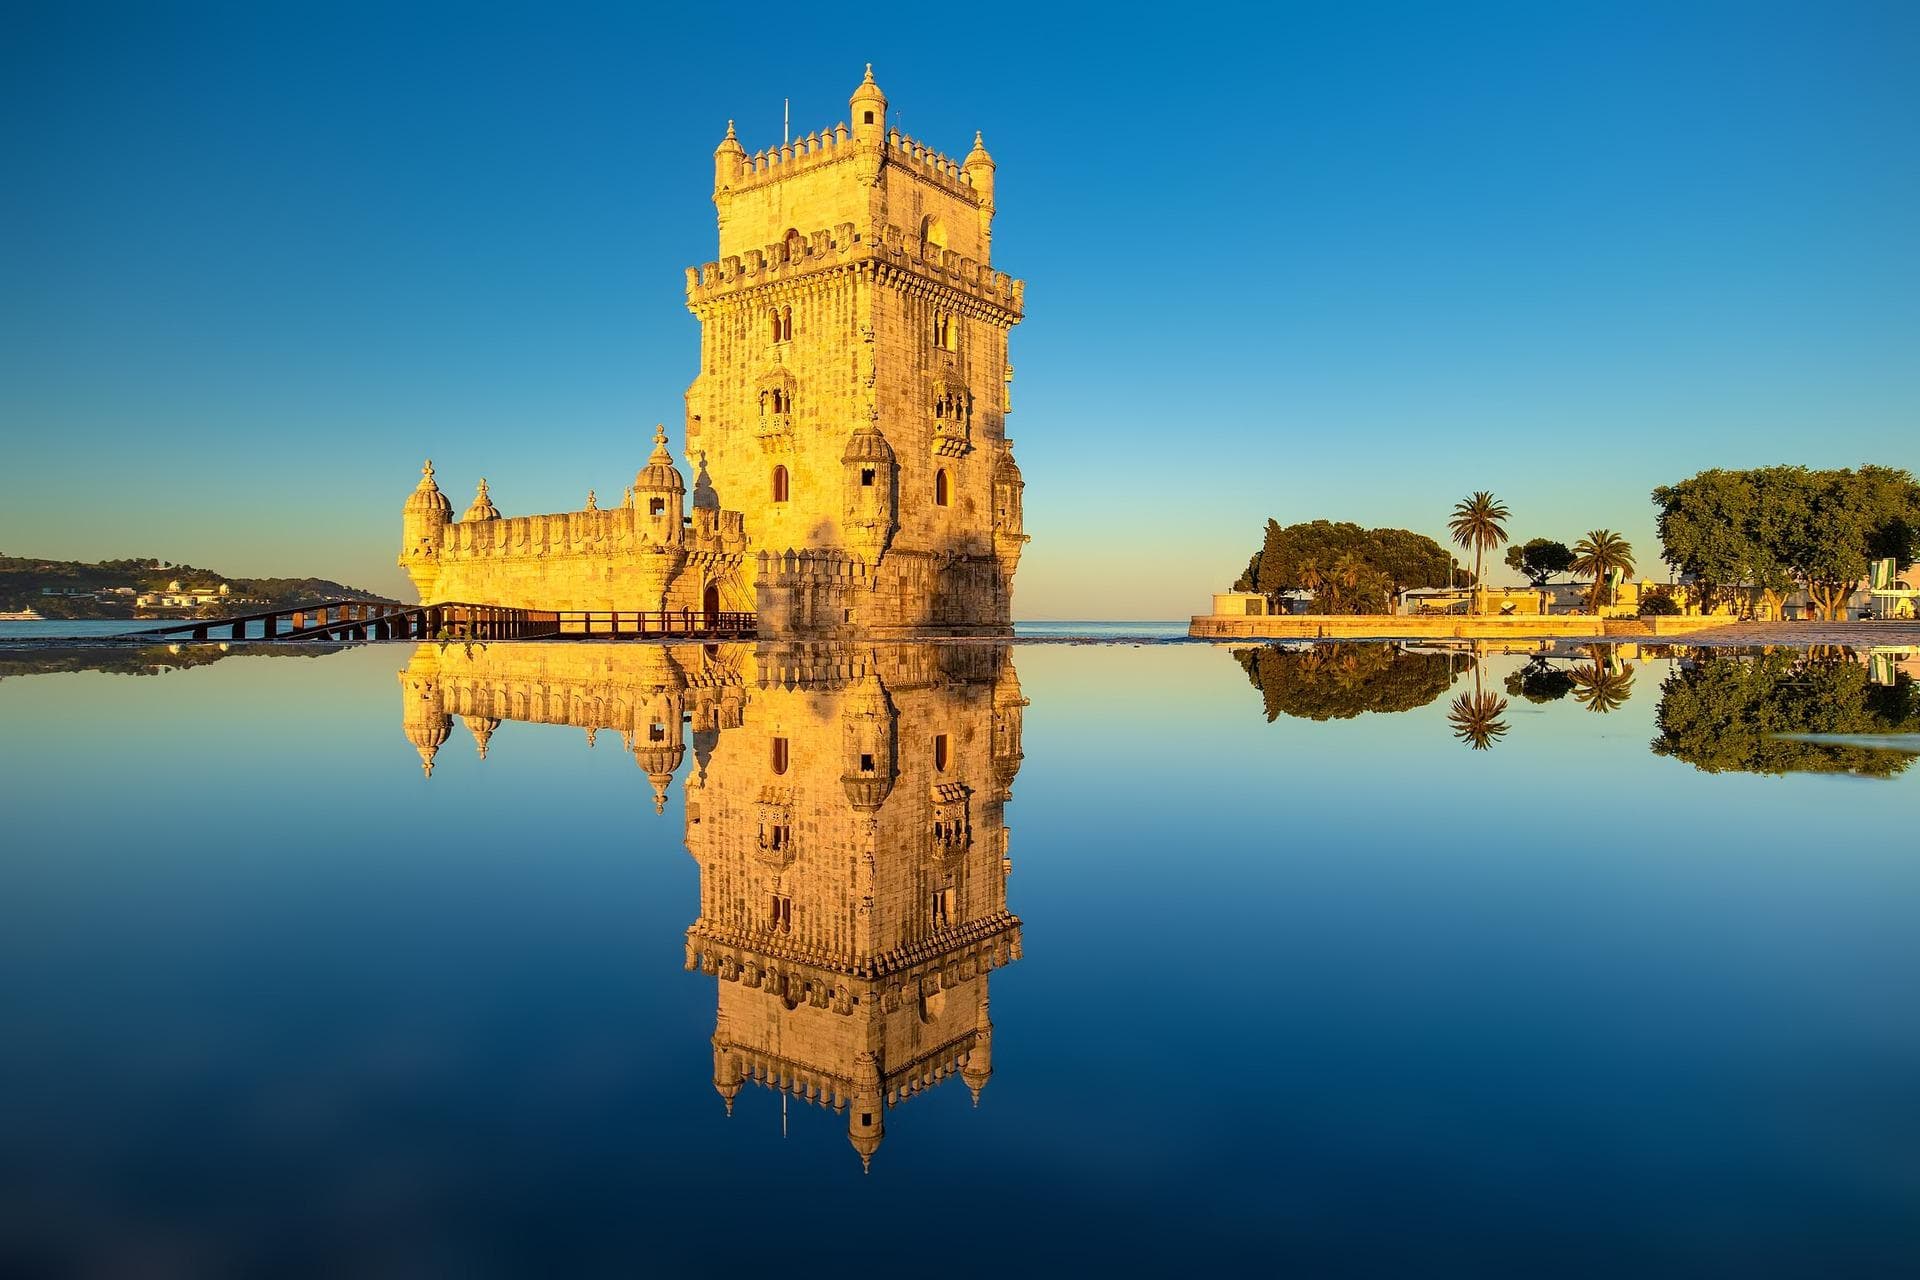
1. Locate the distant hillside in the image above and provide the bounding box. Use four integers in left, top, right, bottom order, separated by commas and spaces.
0, 555, 400, 619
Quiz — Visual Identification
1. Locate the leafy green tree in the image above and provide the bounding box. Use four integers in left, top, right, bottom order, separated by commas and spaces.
1234, 643, 1458, 722
1570, 530, 1635, 613
1653, 652, 1920, 776
1638, 586, 1681, 616
1368, 527, 1455, 603
1235, 520, 1453, 614
1503, 538, 1573, 588
1654, 465, 1920, 619
1447, 492, 1511, 613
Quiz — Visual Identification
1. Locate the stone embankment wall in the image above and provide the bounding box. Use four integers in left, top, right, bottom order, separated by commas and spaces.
1187, 614, 1741, 641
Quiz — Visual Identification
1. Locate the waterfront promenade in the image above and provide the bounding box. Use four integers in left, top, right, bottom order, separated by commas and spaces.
1188, 612, 1920, 646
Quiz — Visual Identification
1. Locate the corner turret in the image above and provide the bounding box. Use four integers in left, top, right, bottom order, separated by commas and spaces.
840, 667, 898, 810
847, 1049, 885, 1172
961, 995, 994, 1106
635, 425, 688, 547
463, 478, 500, 522
964, 131, 996, 254
992, 448, 1028, 578
400, 460, 454, 600
841, 424, 898, 566
398, 648, 450, 779
850, 64, 887, 144
714, 119, 745, 194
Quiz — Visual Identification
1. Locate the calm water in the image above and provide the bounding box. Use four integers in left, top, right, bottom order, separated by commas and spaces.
2, 638, 1917, 1276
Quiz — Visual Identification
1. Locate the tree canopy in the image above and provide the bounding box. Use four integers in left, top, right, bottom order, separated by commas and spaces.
1652, 652, 1920, 777
1652, 466, 1920, 619
1233, 520, 1454, 614
1234, 643, 1458, 722
1504, 538, 1573, 587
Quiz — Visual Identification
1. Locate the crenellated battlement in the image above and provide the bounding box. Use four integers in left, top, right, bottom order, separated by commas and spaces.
432, 496, 745, 563
881, 128, 983, 203
723, 121, 982, 203
686, 221, 1023, 316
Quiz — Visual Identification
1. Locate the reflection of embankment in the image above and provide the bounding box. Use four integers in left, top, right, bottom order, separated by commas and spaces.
1235, 642, 1457, 721
395, 640, 1028, 1167
0, 642, 341, 681
1653, 650, 1920, 777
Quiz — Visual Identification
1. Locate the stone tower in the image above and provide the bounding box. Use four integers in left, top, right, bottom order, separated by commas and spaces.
686, 67, 1028, 636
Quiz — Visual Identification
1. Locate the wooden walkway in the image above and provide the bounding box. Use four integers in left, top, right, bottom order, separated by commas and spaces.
131, 601, 756, 643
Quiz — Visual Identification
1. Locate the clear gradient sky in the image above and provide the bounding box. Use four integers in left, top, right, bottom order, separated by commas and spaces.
4, 1, 1916, 616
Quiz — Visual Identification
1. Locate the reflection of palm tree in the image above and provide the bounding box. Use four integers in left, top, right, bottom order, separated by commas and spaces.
1448, 491, 1511, 614
1447, 658, 1510, 750
1570, 530, 1635, 614
1569, 661, 1635, 713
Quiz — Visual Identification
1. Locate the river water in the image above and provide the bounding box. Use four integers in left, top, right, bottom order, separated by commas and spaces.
0, 637, 1915, 1275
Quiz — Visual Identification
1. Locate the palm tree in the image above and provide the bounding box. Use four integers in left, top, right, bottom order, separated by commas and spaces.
1298, 559, 1327, 612
1448, 492, 1511, 614
1446, 657, 1510, 750
1570, 530, 1635, 614
1330, 552, 1369, 614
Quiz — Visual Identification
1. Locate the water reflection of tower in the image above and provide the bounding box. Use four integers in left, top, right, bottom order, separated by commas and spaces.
684, 643, 1025, 1170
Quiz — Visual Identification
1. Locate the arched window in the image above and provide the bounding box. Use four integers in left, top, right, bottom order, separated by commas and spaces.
920, 216, 946, 252
783, 229, 803, 263
933, 733, 950, 771
934, 469, 949, 507
772, 465, 790, 503
770, 737, 789, 774
770, 309, 783, 343
779, 306, 793, 343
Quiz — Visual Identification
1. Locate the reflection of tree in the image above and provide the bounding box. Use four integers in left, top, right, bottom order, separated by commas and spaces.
1447, 660, 1510, 750
1448, 690, 1510, 749
0, 643, 337, 681
1234, 643, 1456, 722
1652, 652, 1920, 777
1569, 662, 1634, 714
1505, 657, 1574, 703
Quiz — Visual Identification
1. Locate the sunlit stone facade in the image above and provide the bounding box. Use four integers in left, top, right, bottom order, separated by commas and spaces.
396, 639, 1027, 1166
400, 67, 1027, 635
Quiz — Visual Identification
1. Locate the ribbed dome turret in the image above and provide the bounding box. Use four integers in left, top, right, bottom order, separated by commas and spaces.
463, 478, 500, 522
850, 64, 887, 112
463, 714, 499, 760
635, 425, 686, 494
841, 423, 895, 465
715, 119, 745, 159
964, 130, 994, 170
405, 712, 450, 778
406, 460, 453, 519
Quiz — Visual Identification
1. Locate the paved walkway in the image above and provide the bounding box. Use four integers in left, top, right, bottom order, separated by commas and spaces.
1668, 622, 1920, 647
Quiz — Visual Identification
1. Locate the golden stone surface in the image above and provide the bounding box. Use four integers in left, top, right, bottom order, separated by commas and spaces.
401, 69, 1027, 635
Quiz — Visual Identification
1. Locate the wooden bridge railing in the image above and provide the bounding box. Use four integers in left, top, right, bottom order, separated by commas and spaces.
131, 600, 755, 643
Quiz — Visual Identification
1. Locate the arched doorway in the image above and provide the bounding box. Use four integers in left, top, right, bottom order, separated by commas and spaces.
703, 581, 720, 627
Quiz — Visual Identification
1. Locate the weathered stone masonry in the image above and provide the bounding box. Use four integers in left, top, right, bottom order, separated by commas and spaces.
400, 67, 1027, 635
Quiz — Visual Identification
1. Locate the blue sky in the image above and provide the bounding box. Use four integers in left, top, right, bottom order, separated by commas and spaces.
3, 1, 1915, 616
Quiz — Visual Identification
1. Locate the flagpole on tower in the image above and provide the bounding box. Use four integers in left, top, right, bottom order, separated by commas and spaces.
783, 98, 789, 146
